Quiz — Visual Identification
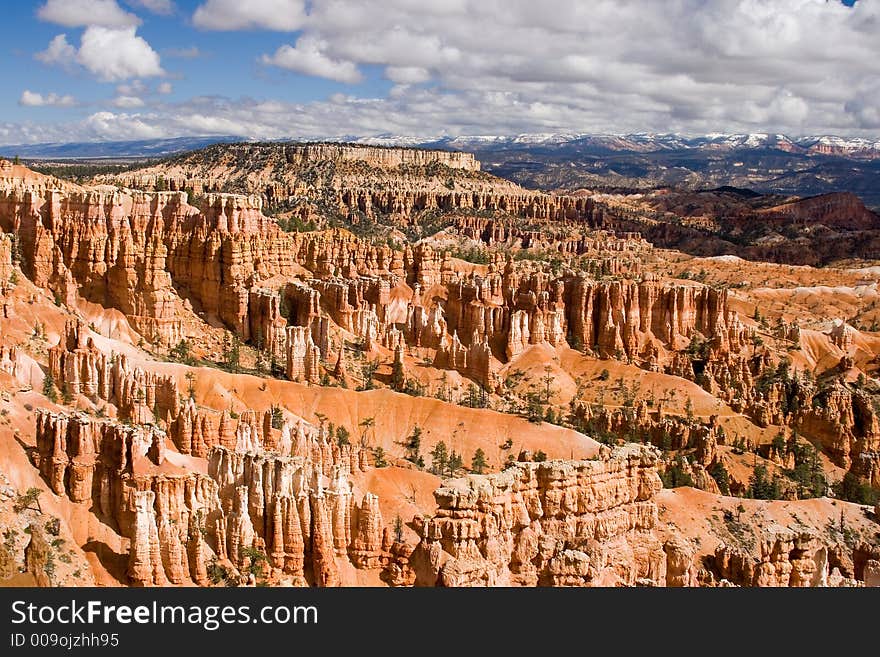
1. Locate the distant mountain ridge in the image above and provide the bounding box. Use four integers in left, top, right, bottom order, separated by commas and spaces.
0, 136, 244, 160
3, 131, 878, 208
4, 132, 880, 160
412, 133, 880, 209
387, 133, 880, 159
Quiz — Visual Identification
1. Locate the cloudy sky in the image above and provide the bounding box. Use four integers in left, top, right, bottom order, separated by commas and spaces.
0, 0, 877, 145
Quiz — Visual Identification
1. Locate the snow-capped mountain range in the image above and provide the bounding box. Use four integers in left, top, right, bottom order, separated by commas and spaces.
357, 133, 880, 158
3, 132, 878, 160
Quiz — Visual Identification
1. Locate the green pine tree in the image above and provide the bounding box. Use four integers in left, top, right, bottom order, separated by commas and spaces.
430, 441, 448, 475
471, 448, 487, 474
448, 450, 463, 476
42, 373, 58, 402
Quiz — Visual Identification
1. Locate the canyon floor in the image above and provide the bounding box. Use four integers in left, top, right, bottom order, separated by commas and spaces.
1, 142, 879, 588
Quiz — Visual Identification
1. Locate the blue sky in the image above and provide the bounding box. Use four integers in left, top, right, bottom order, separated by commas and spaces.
0, 1, 394, 125
0, 0, 877, 144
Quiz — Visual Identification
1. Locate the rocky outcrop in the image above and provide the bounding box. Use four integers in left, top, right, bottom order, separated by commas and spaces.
435, 331, 500, 392
35, 409, 389, 586
1, 162, 752, 400
0, 468, 95, 586
33, 410, 220, 584
0, 345, 22, 382
0, 232, 12, 285
350, 493, 386, 569
453, 216, 649, 264
167, 400, 336, 459
409, 444, 664, 587
122, 473, 223, 586
829, 320, 855, 352
48, 319, 180, 422
565, 276, 750, 361
713, 530, 833, 587
664, 537, 699, 587
33, 411, 222, 586
285, 326, 321, 383
127, 489, 168, 586
0, 170, 299, 344
168, 399, 226, 457
208, 441, 380, 585
248, 288, 289, 360
34, 410, 167, 509
571, 400, 724, 454
796, 382, 880, 484
168, 403, 275, 457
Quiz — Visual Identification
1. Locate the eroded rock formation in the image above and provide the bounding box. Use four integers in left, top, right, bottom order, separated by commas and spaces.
409, 444, 665, 586
48, 319, 180, 422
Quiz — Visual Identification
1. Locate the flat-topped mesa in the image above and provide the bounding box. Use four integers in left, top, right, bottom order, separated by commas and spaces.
98, 142, 502, 212
48, 319, 180, 422
95, 143, 616, 223
284, 143, 480, 172
410, 444, 665, 587
756, 192, 879, 231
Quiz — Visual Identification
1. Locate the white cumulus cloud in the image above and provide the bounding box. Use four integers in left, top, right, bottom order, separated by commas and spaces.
84, 111, 166, 140
111, 95, 145, 108
35, 34, 77, 68
262, 37, 362, 83
36, 28, 164, 82
193, 0, 305, 31
253, 0, 880, 135
10, 0, 880, 142
77, 26, 164, 81
385, 66, 431, 85
19, 90, 77, 107
37, 0, 140, 28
